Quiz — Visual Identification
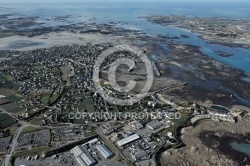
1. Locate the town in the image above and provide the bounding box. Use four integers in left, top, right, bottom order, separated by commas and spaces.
0, 43, 247, 166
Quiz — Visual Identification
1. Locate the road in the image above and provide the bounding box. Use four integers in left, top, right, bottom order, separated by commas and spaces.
0, 107, 41, 166
95, 128, 128, 165
2, 121, 29, 166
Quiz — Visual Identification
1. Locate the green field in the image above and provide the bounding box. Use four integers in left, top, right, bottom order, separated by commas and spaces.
0, 102, 20, 111
14, 145, 51, 158
41, 95, 50, 104
41, 94, 59, 104
12, 83, 20, 91
4, 95, 23, 102
0, 88, 16, 96
29, 117, 44, 125
8, 124, 18, 135
8, 107, 25, 114
4, 75, 14, 82
84, 130, 96, 137
0, 83, 12, 89
0, 77, 7, 82
0, 98, 9, 105
78, 98, 95, 112
21, 126, 40, 134
0, 113, 16, 129
33, 63, 44, 69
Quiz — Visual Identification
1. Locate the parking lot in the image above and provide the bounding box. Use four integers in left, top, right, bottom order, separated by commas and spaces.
0, 137, 11, 152
16, 129, 50, 150
14, 152, 80, 166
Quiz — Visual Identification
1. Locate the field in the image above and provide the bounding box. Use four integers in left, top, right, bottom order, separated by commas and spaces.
78, 97, 95, 112
0, 98, 9, 105
11, 83, 20, 91
14, 145, 51, 158
7, 107, 25, 114
4, 95, 23, 102
20, 126, 40, 134
29, 115, 44, 125
5, 75, 14, 82
0, 113, 16, 129
0, 88, 16, 97
41, 94, 59, 105
0, 102, 19, 110
33, 63, 44, 69
8, 124, 19, 135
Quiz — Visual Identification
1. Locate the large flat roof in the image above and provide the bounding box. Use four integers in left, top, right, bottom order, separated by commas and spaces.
116, 134, 140, 146
96, 144, 113, 158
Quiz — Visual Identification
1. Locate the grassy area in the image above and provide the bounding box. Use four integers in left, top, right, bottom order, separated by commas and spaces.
29, 117, 44, 126
14, 145, 51, 158
0, 113, 16, 128
8, 124, 18, 135
0, 77, 7, 82
4, 75, 14, 82
169, 111, 193, 126
0, 102, 20, 111
41, 95, 50, 104
0, 88, 16, 96
21, 126, 40, 134
34, 73, 44, 78
50, 94, 59, 103
84, 130, 96, 138
0, 98, 9, 105
160, 128, 171, 136
73, 117, 86, 125
4, 95, 23, 102
0, 83, 12, 89
7, 107, 25, 114
33, 63, 44, 69
78, 97, 95, 112
41, 94, 59, 105
12, 83, 20, 91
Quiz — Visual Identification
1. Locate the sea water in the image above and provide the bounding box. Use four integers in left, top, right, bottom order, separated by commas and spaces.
230, 141, 250, 155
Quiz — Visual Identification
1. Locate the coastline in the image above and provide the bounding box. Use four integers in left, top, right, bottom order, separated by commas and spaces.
159, 117, 250, 166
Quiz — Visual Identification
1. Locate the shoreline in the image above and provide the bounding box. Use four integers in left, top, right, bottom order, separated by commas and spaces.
159, 118, 250, 165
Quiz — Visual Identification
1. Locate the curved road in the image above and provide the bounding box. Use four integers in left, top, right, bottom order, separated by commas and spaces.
0, 108, 40, 166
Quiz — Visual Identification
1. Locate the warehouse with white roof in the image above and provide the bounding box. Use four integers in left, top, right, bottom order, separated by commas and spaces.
96, 144, 113, 159
70, 145, 96, 166
116, 134, 140, 147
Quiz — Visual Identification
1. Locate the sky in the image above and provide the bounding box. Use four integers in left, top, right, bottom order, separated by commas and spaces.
0, 0, 249, 3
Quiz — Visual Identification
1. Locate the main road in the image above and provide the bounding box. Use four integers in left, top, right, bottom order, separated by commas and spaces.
0, 108, 40, 166
1, 121, 30, 166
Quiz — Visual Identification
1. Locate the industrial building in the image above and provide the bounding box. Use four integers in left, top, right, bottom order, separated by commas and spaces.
96, 144, 113, 159
88, 138, 98, 145
71, 145, 96, 166
116, 134, 140, 147
147, 121, 164, 130
131, 150, 147, 161
131, 121, 144, 129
